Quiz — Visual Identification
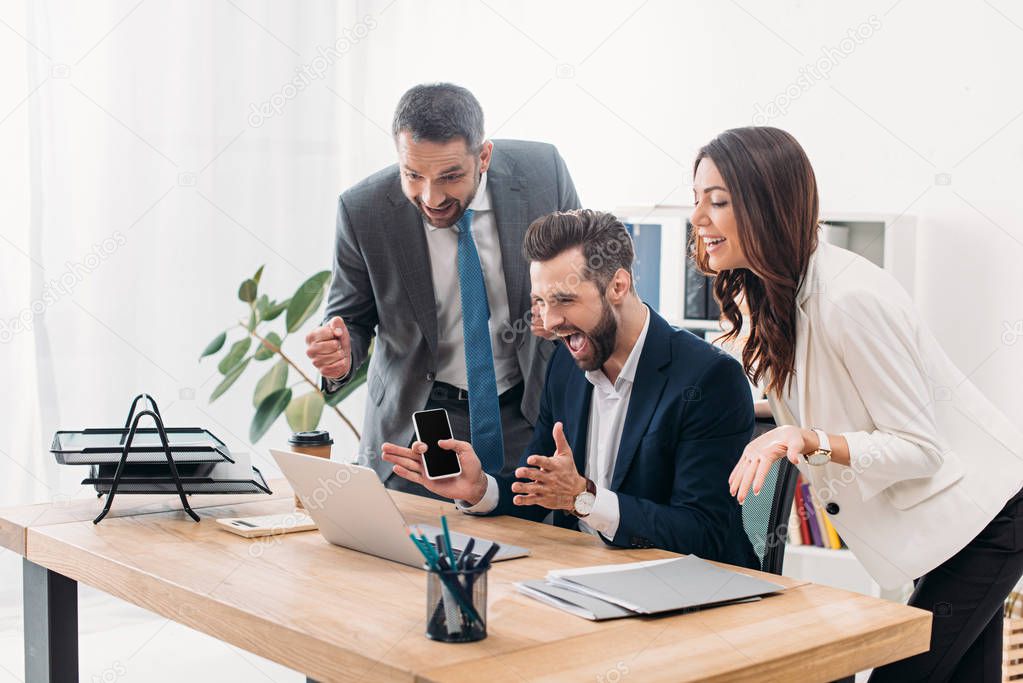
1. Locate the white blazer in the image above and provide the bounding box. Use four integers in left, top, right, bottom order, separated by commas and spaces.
767, 241, 1023, 590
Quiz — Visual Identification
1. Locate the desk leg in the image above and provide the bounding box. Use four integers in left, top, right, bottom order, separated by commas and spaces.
23, 558, 79, 683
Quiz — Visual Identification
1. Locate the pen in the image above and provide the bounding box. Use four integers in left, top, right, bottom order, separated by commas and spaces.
476, 543, 500, 571
441, 515, 457, 569
459, 538, 476, 570
409, 534, 439, 571
435, 535, 452, 571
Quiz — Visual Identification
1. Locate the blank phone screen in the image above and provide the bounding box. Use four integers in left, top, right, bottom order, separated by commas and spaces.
415, 409, 460, 477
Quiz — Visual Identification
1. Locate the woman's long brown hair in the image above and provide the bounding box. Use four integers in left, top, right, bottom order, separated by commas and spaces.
693, 127, 819, 396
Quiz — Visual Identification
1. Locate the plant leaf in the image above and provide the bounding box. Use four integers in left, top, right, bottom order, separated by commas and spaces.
256, 294, 270, 318
199, 331, 226, 360
218, 337, 252, 374
247, 308, 257, 331
254, 331, 281, 361
238, 278, 257, 303
286, 390, 325, 432
252, 264, 265, 286
263, 298, 289, 321
253, 359, 288, 408
286, 271, 331, 333
250, 387, 292, 442
210, 358, 250, 402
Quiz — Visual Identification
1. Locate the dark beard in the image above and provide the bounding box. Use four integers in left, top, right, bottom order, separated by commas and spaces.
575, 298, 618, 372
414, 167, 482, 228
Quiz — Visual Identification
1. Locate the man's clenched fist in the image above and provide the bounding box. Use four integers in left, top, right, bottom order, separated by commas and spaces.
306, 316, 351, 380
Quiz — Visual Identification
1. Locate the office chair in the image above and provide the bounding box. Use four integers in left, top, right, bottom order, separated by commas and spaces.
740, 455, 799, 575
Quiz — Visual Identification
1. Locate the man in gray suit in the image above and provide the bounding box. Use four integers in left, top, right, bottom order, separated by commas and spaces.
305, 83, 580, 496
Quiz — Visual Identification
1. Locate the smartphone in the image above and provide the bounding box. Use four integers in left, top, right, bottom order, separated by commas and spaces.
412, 408, 462, 480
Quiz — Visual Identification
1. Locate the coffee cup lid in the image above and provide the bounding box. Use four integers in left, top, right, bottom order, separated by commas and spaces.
288, 430, 334, 446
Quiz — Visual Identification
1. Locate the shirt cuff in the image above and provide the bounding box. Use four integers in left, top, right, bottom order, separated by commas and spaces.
582, 486, 620, 538
455, 473, 499, 514
323, 369, 350, 393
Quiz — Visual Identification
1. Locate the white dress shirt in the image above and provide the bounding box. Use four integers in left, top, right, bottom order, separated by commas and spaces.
459, 308, 652, 542
326, 172, 520, 393
423, 172, 521, 393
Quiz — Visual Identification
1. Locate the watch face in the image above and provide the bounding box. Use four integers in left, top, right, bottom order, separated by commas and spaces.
806, 450, 831, 466
574, 491, 596, 516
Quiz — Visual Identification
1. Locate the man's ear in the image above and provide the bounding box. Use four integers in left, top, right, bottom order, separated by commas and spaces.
607, 268, 632, 303
478, 140, 494, 174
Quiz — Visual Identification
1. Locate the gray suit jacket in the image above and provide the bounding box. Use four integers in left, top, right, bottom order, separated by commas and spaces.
323, 139, 581, 479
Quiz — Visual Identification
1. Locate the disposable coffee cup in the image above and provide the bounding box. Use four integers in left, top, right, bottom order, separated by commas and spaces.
288, 430, 333, 509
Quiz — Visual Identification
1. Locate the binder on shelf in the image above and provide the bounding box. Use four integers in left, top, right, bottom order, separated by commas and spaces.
50, 393, 271, 524
816, 498, 842, 549
794, 484, 812, 545
801, 482, 823, 547
788, 477, 846, 551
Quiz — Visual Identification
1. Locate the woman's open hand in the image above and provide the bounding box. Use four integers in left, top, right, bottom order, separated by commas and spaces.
729, 425, 810, 504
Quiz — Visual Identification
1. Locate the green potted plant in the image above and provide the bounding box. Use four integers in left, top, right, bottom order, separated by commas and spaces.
199, 265, 369, 442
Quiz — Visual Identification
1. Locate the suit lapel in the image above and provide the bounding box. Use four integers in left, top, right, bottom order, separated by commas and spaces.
610, 309, 671, 490
565, 370, 593, 475
793, 308, 810, 427
487, 151, 529, 323
793, 245, 820, 427
386, 183, 439, 356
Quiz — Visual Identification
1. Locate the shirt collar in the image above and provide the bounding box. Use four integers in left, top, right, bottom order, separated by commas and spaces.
425, 172, 490, 232
585, 305, 652, 393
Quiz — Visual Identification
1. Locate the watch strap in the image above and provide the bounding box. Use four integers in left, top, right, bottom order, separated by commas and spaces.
570, 478, 597, 518
812, 428, 831, 453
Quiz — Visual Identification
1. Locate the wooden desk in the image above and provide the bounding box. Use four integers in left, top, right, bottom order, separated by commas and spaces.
3, 483, 931, 682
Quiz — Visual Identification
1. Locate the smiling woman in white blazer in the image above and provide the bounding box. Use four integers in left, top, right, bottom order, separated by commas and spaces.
691, 126, 1023, 682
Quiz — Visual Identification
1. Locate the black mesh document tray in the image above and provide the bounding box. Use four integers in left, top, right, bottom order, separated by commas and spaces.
50, 394, 272, 524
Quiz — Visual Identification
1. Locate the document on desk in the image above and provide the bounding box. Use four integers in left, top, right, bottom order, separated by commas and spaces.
516, 556, 784, 620
516, 580, 634, 620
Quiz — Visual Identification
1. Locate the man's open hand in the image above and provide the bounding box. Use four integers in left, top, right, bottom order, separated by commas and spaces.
511, 422, 586, 510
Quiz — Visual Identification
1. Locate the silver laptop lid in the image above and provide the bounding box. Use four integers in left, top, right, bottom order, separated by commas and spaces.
270, 449, 424, 568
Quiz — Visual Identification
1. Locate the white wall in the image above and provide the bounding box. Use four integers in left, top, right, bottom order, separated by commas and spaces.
1, 0, 1020, 504
343, 0, 1023, 422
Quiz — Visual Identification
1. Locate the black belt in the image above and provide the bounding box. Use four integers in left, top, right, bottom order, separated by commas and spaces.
430, 382, 470, 402
430, 381, 523, 403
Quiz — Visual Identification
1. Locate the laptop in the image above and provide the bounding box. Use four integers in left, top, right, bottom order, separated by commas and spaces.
270, 448, 529, 568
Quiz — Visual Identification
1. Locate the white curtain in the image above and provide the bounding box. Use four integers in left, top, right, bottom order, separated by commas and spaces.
0, 0, 392, 511
1, 2, 390, 678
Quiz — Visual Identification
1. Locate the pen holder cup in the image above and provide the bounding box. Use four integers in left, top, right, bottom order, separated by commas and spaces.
425, 565, 488, 643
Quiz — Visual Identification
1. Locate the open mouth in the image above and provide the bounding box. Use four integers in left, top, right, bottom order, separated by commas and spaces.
704, 235, 727, 253
560, 331, 589, 355
423, 202, 456, 221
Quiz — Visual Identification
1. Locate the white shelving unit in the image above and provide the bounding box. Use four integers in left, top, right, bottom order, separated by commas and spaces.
615, 204, 918, 603
783, 545, 912, 603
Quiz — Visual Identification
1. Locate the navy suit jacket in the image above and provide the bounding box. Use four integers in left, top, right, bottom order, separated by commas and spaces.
488, 308, 759, 569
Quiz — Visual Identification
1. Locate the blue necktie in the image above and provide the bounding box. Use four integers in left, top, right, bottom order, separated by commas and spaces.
456, 209, 504, 473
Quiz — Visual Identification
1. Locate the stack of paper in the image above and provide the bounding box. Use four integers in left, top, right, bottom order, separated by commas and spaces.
515, 556, 784, 621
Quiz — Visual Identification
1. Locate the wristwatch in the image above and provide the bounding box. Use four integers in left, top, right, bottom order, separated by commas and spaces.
805, 428, 832, 466
570, 478, 597, 518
